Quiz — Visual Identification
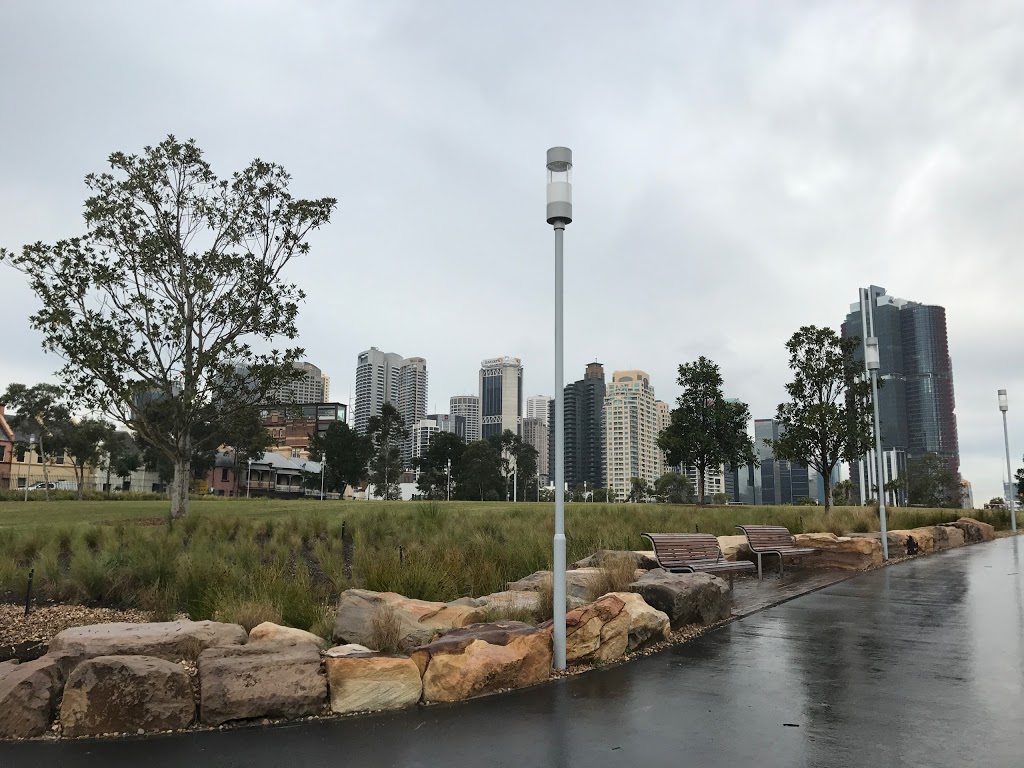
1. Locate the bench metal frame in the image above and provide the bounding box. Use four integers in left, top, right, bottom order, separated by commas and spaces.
735, 525, 818, 580
641, 532, 756, 586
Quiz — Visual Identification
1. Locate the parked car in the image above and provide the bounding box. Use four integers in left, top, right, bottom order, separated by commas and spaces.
29, 482, 56, 490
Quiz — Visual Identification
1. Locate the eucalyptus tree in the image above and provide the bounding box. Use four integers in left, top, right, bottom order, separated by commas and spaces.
2, 136, 335, 517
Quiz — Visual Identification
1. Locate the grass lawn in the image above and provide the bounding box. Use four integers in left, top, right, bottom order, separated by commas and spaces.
0, 497, 1004, 638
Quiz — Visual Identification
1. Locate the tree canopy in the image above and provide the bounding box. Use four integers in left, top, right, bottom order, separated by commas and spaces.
309, 421, 371, 495
367, 403, 407, 500
770, 326, 873, 512
657, 357, 755, 504
906, 453, 963, 508
1, 136, 336, 517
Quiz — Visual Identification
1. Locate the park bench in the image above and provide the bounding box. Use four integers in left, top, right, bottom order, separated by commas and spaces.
736, 524, 817, 580
641, 533, 756, 584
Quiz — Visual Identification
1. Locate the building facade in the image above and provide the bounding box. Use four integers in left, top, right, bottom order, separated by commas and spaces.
275, 361, 330, 405
354, 348, 427, 467
754, 418, 811, 505
450, 395, 481, 443
479, 357, 523, 440
526, 395, 551, 424
426, 413, 466, 443
843, 286, 960, 503
603, 370, 669, 502
261, 402, 348, 462
522, 416, 550, 485
551, 363, 607, 493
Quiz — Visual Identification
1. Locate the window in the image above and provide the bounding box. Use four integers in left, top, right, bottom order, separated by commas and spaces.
36, 455, 43, 464
55, 456, 65, 465
17, 477, 26, 488
16, 446, 25, 462
221, 467, 229, 482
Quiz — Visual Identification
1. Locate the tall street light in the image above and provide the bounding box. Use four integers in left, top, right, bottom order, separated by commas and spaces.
547, 145, 572, 671
865, 334, 889, 560
246, 457, 253, 499
24, 434, 37, 502
999, 390, 1017, 531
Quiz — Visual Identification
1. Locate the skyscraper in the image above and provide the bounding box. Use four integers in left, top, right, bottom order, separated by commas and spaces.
274, 361, 330, 404
479, 357, 523, 440
450, 395, 481, 443
604, 370, 669, 501
526, 395, 552, 423
843, 286, 960, 502
354, 348, 428, 467
754, 418, 810, 505
522, 417, 550, 485
552, 363, 607, 493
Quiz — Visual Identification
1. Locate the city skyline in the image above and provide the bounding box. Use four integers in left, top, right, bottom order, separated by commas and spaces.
1, 3, 1022, 503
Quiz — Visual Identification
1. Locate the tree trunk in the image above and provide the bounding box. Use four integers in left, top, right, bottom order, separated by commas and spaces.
105, 462, 112, 495
823, 472, 833, 514
76, 464, 84, 500
697, 465, 706, 505
39, 432, 50, 501
171, 457, 191, 519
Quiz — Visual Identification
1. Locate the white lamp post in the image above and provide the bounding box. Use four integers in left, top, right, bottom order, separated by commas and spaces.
999, 390, 1017, 530
865, 334, 889, 560
446, 457, 452, 502
246, 457, 253, 499
547, 145, 572, 671
320, 459, 326, 501
24, 434, 37, 502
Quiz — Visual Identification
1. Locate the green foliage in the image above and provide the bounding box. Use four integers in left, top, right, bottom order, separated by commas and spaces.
658, 357, 755, 504
771, 326, 873, 512
1, 136, 336, 519
413, 430, 465, 499
367, 403, 408, 500
456, 440, 503, 501
906, 453, 964, 508
309, 421, 371, 494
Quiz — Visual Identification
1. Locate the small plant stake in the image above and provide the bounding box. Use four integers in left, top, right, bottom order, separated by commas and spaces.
399, 545, 404, 566
24, 567, 34, 617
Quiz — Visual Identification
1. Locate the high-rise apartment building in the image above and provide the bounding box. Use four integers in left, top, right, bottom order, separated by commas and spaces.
526, 395, 552, 424
551, 363, 607, 493
427, 413, 466, 443
522, 417, 550, 485
754, 419, 811, 505
354, 348, 427, 467
603, 370, 669, 502
450, 395, 481, 443
274, 361, 330, 404
843, 286, 960, 503
479, 357, 523, 440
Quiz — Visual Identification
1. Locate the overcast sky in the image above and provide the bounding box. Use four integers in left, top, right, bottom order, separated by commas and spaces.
2, 1, 1022, 502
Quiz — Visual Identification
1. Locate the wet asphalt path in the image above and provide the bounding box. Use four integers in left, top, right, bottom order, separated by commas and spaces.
4, 536, 1022, 768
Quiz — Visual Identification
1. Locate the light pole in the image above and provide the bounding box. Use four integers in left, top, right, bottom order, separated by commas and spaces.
999, 390, 1017, 530
446, 457, 452, 502
320, 459, 326, 501
24, 434, 36, 502
865, 333, 889, 560
547, 145, 572, 671
246, 458, 253, 499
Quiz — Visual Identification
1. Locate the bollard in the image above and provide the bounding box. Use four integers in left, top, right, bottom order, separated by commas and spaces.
341, 520, 347, 542
24, 568, 34, 617
695, 523, 699, 533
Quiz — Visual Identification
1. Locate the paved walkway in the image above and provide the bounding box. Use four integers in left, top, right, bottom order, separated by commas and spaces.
5, 537, 1022, 768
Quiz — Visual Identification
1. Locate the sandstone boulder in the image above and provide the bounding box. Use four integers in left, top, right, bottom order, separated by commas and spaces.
60, 655, 194, 737
793, 533, 881, 570
506, 569, 611, 606
0, 656, 63, 739
249, 622, 327, 649
561, 592, 670, 664
198, 642, 326, 726
325, 653, 422, 714
628, 571, 731, 627
717, 535, 752, 562
333, 590, 486, 651
949, 517, 996, 543
0, 659, 20, 682
887, 526, 966, 555
476, 590, 541, 615
572, 550, 660, 570
411, 622, 551, 702
323, 643, 374, 658
48, 620, 246, 675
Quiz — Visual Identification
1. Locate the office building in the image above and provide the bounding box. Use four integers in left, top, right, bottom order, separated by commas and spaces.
522, 416, 549, 485
677, 463, 727, 500
411, 418, 441, 463
604, 370, 669, 502
725, 463, 758, 505
755, 418, 811, 505
274, 361, 330, 405
526, 395, 552, 424
426, 413, 466, 442
354, 348, 428, 467
450, 395, 481, 443
552, 363, 607, 493
843, 286, 960, 503
479, 356, 523, 440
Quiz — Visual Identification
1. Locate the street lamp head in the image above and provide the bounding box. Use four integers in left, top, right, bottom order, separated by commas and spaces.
546, 146, 573, 225
28, 433, 37, 450
865, 337, 880, 371
999, 389, 1008, 412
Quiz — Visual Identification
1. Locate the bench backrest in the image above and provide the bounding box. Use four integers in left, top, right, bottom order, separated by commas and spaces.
641, 533, 722, 567
737, 524, 797, 551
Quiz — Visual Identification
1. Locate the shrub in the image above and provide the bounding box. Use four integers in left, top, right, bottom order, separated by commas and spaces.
213, 596, 282, 632
536, 573, 555, 622
368, 605, 402, 652
479, 603, 538, 625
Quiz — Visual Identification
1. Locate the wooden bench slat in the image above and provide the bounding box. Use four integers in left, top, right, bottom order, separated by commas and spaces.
641, 533, 756, 576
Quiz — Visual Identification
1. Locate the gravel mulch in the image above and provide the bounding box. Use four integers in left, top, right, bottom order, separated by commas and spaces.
0, 604, 151, 660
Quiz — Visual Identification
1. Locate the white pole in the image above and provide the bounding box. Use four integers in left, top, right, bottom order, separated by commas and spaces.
1000, 391, 1016, 530
320, 459, 326, 501
447, 458, 451, 502
24, 439, 35, 502
870, 369, 889, 559
553, 222, 566, 670
246, 458, 252, 499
